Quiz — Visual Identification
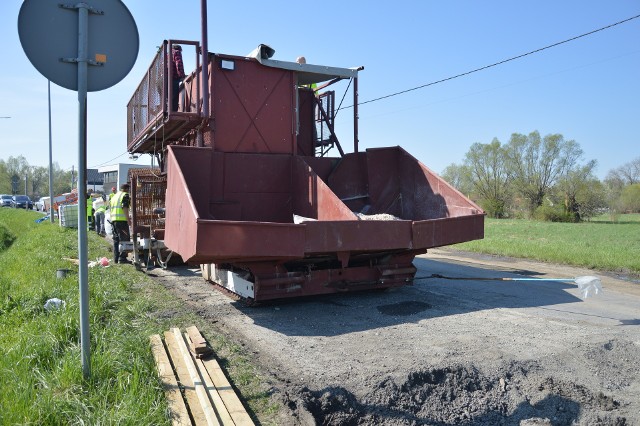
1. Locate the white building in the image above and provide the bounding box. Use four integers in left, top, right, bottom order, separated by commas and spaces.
98, 163, 152, 192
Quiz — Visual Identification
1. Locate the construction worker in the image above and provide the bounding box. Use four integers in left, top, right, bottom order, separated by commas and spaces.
93, 196, 107, 237
108, 186, 116, 202
110, 183, 131, 264
171, 44, 186, 111
296, 56, 317, 90
86, 193, 94, 231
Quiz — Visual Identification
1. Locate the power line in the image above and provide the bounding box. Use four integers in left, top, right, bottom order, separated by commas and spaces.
90, 151, 128, 169
352, 13, 640, 108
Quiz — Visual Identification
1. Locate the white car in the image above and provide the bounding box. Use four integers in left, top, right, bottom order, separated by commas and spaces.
35, 197, 49, 212
0, 194, 12, 207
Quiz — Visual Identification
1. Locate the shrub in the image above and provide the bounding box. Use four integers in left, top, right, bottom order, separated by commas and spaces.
0, 223, 16, 252
480, 198, 507, 218
533, 204, 577, 222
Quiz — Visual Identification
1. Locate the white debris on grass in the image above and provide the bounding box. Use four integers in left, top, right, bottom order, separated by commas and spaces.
44, 298, 66, 311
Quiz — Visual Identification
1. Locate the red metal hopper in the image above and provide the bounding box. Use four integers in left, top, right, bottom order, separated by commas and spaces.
127, 41, 484, 302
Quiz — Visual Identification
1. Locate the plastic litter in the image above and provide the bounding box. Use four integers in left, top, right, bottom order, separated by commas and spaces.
44, 298, 66, 311
574, 275, 602, 299
415, 274, 604, 299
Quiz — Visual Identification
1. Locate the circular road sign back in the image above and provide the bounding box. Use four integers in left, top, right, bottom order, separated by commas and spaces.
18, 0, 139, 92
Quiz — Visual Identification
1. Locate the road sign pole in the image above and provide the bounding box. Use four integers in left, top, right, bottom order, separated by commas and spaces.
18, 0, 139, 381
77, 4, 91, 379
48, 80, 54, 223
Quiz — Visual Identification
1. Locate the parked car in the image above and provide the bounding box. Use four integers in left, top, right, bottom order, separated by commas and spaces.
11, 195, 33, 209
0, 194, 13, 207
35, 196, 49, 212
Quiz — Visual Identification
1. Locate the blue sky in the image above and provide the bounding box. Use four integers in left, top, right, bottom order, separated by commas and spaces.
1, 1, 638, 179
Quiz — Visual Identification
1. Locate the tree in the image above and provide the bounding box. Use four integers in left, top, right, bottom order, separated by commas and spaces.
30, 166, 49, 199
52, 163, 73, 195
464, 138, 510, 218
504, 131, 584, 215
604, 157, 640, 215
0, 160, 10, 194
555, 159, 598, 221
576, 179, 608, 220
619, 184, 640, 213
3, 156, 31, 195
5, 155, 30, 179
605, 157, 640, 187
0, 157, 76, 197
441, 163, 473, 196
553, 170, 607, 222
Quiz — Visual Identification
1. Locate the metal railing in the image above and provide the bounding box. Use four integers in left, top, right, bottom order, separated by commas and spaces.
126, 40, 201, 151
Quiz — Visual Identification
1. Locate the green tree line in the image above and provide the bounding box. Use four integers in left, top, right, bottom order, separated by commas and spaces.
442, 130, 640, 221
0, 155, 74, 199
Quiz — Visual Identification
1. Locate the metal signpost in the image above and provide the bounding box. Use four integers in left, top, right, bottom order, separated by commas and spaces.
18, 0, 138, 378
11, 175, 19, 195
48, 81, 54, 223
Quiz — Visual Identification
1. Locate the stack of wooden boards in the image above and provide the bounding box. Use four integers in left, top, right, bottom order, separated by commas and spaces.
150, 326, 255, 426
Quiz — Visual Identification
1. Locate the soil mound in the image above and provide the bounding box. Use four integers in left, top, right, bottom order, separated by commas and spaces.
291, 361, 627, 425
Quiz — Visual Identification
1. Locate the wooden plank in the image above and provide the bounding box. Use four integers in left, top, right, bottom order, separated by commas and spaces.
186, 325, 213, 356
149, 334, 191, 426
165, 331, 208, 426
201, 356, 255, 426
172, 328, 221, 426
185, 333, 236, 426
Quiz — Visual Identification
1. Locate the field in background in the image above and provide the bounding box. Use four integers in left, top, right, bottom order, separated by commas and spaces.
454, 214, 640, 276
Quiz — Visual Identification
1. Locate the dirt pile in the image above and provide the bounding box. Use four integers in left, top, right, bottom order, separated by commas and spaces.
290, 361, 628, 425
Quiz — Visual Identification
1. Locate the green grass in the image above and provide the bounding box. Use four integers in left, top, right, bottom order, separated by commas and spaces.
0, 208, 278, 424
454, 213, 640, 275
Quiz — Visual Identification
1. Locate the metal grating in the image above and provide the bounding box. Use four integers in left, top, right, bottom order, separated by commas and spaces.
127, 50, 165, 147
129, 168, 166, 237
315, 91, 336, 157
126, 41, 203, 154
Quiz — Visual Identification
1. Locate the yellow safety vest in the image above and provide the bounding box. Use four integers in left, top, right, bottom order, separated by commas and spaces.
110, 191, 128, 222
95, 204, 107, 214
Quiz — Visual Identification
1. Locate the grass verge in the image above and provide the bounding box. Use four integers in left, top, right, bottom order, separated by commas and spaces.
454, 214, 640, 276
0, 208, 278, 424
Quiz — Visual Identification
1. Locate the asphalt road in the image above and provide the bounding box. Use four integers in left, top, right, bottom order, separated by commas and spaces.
152, 249, 640, 425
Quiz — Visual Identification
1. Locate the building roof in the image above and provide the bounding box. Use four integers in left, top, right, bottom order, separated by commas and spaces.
87, 168, 103, 184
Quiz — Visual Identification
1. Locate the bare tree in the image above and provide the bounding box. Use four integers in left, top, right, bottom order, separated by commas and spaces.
605, 157, 640, 187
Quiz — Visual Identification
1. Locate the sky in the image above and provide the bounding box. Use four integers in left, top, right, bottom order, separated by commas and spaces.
1, 1, 638, 179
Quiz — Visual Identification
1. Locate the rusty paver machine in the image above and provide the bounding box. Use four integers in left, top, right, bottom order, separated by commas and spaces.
126, 41, 484, 302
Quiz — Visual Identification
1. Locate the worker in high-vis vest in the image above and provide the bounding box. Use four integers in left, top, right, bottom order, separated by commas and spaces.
108, 186, 116, 202
93, 197, 107, 237
86, 193, 94, 231
110, 183, 131, 264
